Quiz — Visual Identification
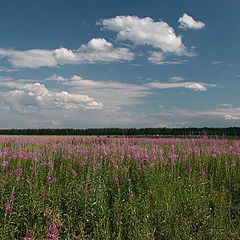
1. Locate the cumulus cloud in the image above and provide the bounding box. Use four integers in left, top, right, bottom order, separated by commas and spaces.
86, 38, 113, 50
0, 38, 134, 68
100, 15, 187, 55
0, 81, 103, 112
178, 13, 205, 29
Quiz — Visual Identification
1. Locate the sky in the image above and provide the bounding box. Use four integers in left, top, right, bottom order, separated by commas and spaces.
0, 0, 240, 128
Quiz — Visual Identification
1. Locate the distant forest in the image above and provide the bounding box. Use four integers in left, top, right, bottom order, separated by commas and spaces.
0, 127, 240, 137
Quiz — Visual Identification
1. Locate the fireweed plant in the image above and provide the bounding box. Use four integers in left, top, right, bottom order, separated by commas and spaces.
0, 136, 240, 239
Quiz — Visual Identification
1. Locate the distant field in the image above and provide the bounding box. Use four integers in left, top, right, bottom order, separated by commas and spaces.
0, 136, 240, 239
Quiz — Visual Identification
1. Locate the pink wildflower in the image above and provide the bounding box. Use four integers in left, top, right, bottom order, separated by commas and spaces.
0, 179, 7, 185
46, 223, 59, 240
46, 175, 56, 183
200, 169, 206, 177
71, 170, 77, 177
5, 202, 12, 212
187, 165, 193, 173
83, 185, 89, 195
9, 194, 16, 202
23, 236, 33, 240
0, 160, 9, 169
30, 166, 38, 172
15, 167, 23, 176
114, 176, 120, 185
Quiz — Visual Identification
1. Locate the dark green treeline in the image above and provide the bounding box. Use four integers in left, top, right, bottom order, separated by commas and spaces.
0, 127, 240, 137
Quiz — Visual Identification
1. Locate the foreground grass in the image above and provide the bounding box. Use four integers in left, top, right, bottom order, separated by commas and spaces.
0, 136, 240, 239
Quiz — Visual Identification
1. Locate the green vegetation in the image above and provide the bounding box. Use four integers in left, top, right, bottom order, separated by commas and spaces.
0, 136, 240, 239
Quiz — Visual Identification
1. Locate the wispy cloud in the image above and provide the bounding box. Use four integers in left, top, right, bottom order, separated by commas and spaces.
212, 61, 223, 65
170, 76, 184, 82
0, 66, 18, 72
224, 115, 240, 120
147, 51, 188, 65
218, 103, 232, 108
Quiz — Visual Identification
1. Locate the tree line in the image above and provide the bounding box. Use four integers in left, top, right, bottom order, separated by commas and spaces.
0, 127, 240, 137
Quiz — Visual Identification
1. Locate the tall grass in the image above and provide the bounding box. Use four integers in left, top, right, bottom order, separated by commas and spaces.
0, 136, 240, 239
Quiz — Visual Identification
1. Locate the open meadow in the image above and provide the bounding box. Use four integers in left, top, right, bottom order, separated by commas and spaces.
0, 136, 240, 239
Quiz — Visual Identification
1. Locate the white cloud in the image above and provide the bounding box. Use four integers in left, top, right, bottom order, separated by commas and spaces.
178, 13, 205, 29
46, 74, 65, 81
100, 15, 187, 55
145, 81, 212, 92
0, 49, 57, 68
184, 83, 207, 91
0, 81, 103, 112
86, 38, 113, 50
0, 75, 218, 128
224, 115, 240, 120
44, 74, 216, 111
0, 38, 134, 68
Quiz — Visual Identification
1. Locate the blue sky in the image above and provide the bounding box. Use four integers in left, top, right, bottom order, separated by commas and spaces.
0, 0, 240, 128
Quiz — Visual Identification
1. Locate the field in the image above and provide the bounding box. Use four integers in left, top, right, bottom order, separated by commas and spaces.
0, 136, 240, 239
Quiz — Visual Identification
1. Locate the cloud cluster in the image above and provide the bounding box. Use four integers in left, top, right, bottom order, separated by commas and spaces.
45, 74, 216, 110
0, 38, 134, 68
0, 15, 205, 69
0, 80, 103, 112
0, 74, 224, 128
178, 13, 205, 29
0, 74, 214, 116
